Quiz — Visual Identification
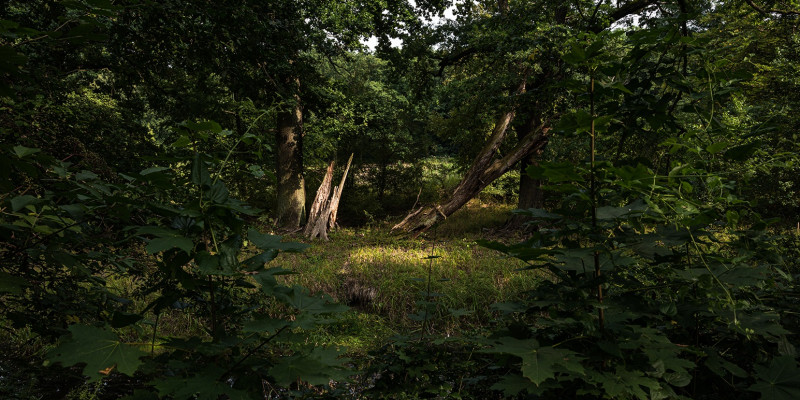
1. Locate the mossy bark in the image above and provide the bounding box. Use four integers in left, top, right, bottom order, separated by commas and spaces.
275, 97, 306, 229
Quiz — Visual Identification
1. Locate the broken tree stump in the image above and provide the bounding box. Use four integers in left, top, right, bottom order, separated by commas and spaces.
304, 153, 353, 240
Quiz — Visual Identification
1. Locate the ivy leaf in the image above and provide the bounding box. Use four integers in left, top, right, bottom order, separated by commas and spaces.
13, 145, 40, 158
10, 195, 42, 212
750, 356, 800, 400
48, 324, 146, 382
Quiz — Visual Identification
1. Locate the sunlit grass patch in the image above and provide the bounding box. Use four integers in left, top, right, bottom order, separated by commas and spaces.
278, 207, 543, 335
432, 199, 518, 239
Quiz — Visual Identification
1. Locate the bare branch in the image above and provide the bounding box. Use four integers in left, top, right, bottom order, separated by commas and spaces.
744, 0, 800, 16
590, 0, 659, 33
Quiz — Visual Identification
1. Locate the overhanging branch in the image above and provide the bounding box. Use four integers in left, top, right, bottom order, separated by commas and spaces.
744, 0, 800, 16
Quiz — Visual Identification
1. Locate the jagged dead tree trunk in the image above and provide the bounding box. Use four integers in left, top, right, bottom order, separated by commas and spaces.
304, 154, 353, 240
304, 161, 335, 238
328, 153, 353, 231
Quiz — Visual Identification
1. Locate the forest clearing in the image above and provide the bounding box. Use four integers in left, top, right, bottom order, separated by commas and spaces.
2, 0, 800, 399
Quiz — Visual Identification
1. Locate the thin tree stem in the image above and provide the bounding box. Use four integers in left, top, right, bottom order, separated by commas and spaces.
590, 74, 605, 333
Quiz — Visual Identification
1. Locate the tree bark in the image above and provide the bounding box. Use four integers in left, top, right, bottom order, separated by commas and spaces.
506, 117, 547, 230
304, 154, 353, 240
304, 161, 335, 238
327, 153, 353, 231
275, 94, 306, 229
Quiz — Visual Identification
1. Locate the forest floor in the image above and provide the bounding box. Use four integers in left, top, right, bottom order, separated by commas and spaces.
275, 199, 543, 354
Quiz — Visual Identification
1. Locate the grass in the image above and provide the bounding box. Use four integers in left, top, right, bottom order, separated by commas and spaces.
274, 199, 543, 352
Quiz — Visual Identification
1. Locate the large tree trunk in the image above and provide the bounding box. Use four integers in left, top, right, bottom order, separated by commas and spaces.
506, 117, 547, 230
275, 95, 306, 229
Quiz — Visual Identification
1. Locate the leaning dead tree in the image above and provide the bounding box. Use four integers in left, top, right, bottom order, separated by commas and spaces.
392, 1, 660, 234
392, 75, 551, 233
392, 101, 550, 233
304, 153, 353, 240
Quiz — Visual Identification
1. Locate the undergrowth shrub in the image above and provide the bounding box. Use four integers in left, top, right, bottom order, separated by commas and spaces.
1, 123, 351, 398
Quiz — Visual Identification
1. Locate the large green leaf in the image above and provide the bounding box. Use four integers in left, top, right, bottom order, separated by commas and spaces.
269, 347, 350, 386
191, 153, 211, 186
724, 140, 761, 161
10, 195, 42, 212
281, 286, 348, 314
12, 145, 39, 158
484, 338, 583, 386
145, 236, 194, 255
491, 374, 534, 396
48, 325, 146, 382
243, 316, 289, 333
0, 271, 28, 294
153, 366, 249, 400
253, 267, 295, 295
750, 356, 800, 400
599, 367, 660, 400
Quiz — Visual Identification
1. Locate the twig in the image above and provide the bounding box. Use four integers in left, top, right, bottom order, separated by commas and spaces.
744, 0, 800, 16
410, 187, 422, 211
220, 325, 288, 380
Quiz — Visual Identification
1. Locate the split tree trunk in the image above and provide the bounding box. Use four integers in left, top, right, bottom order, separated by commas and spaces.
275, 95, 306, 229
304, 154, 353, 240
304, 161, 335, 238
328, 153, 353, 231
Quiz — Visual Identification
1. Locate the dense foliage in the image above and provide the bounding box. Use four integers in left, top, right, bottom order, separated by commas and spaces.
2, 0, 799, 399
